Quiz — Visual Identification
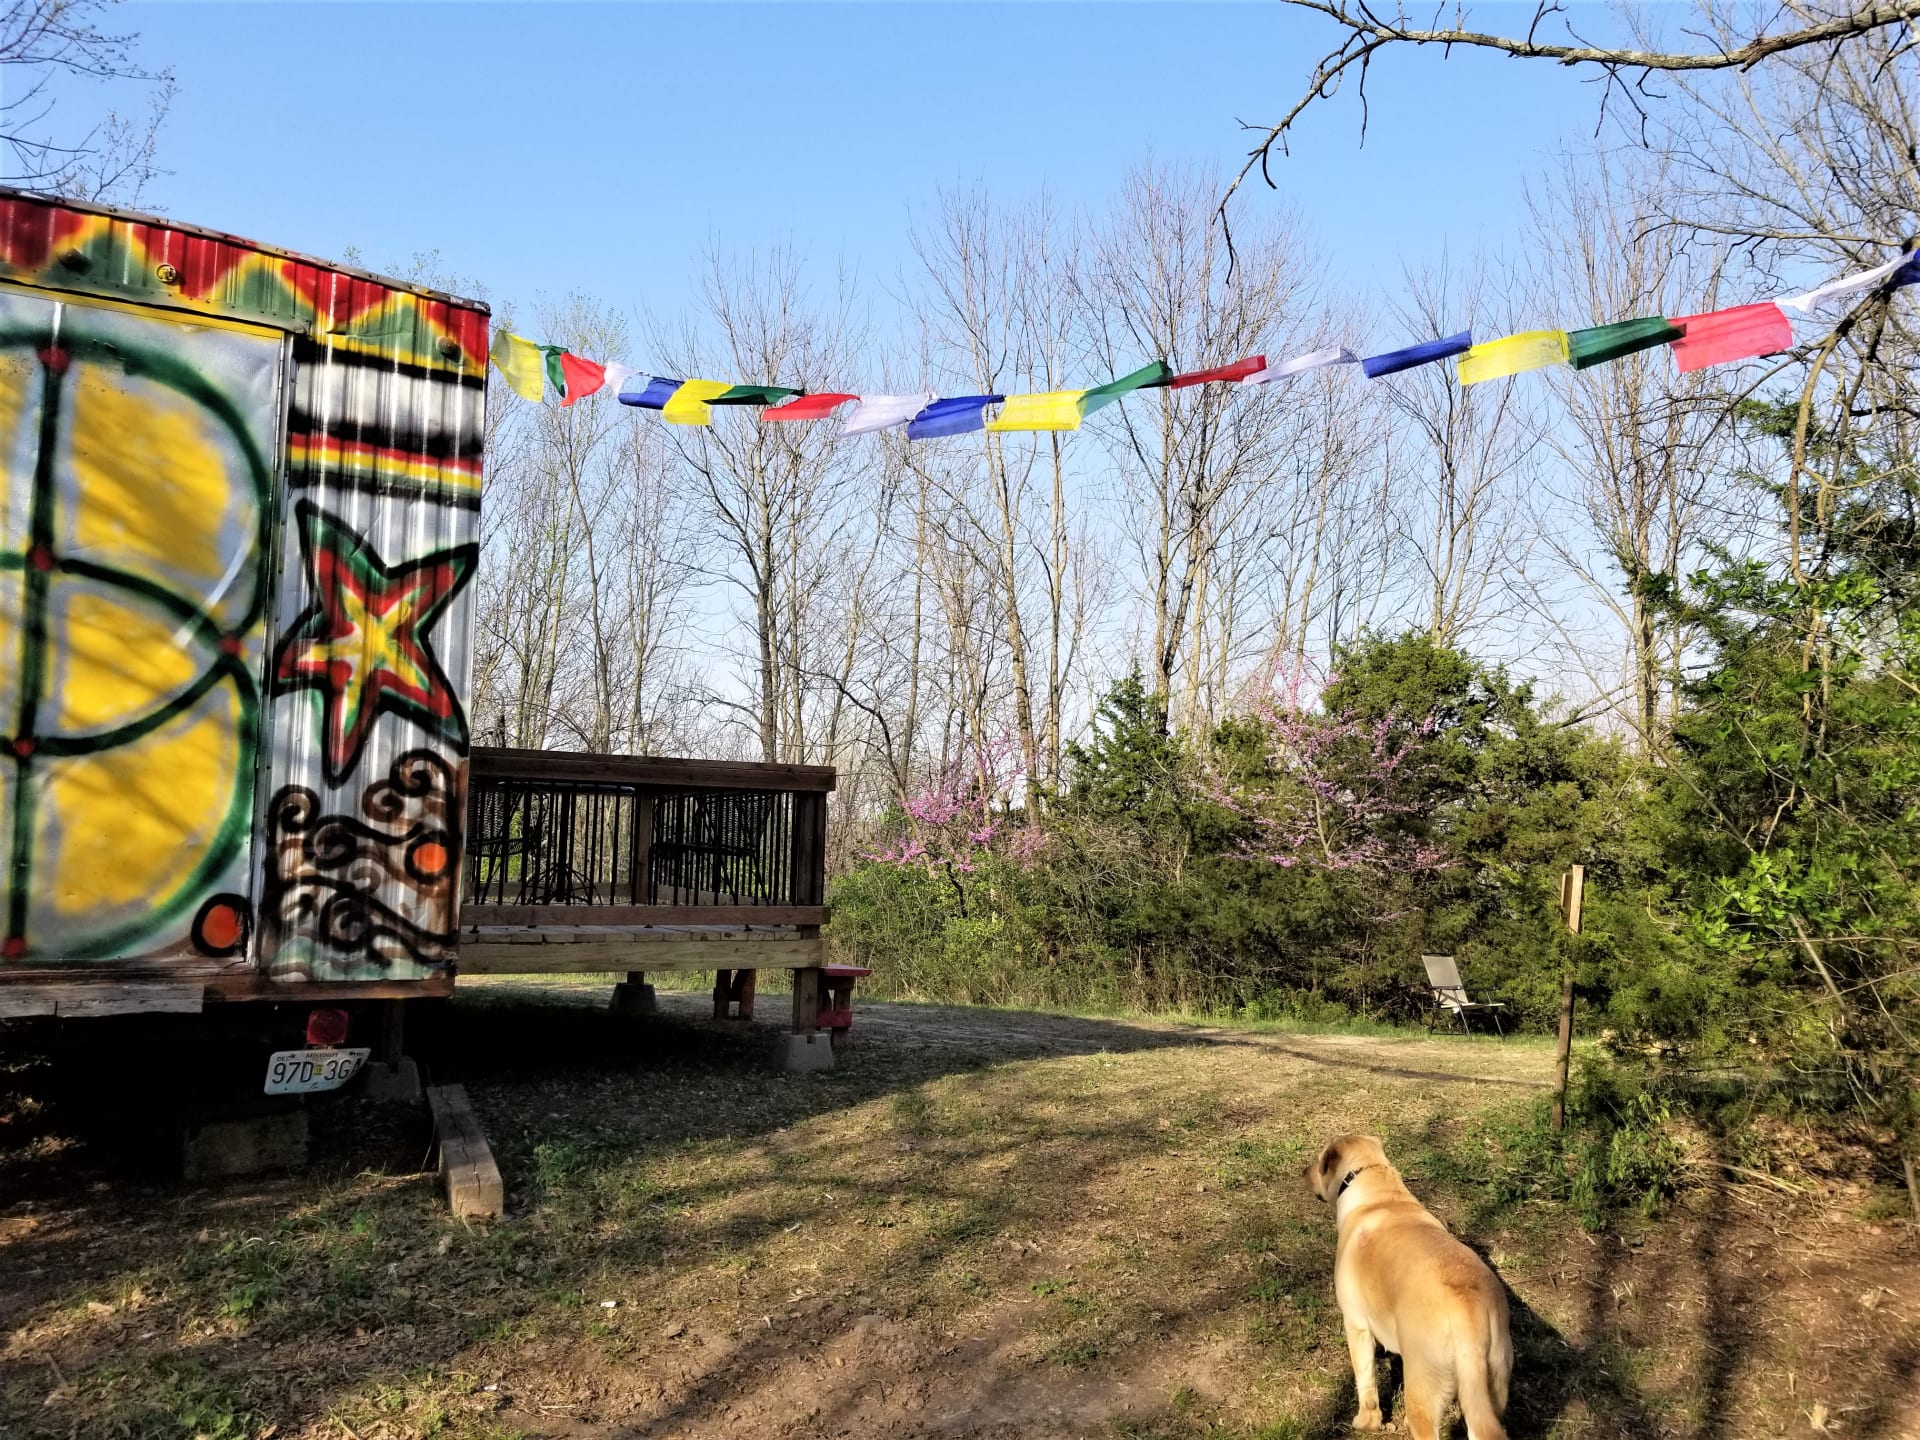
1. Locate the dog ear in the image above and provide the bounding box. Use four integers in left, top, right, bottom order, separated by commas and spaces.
1307, 1138, 1343, 1202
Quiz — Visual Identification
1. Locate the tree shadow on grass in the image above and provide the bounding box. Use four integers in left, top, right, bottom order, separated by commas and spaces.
9, 990, 1908, 1440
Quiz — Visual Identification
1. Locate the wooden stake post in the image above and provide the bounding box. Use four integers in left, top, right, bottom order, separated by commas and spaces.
1552, 864, 1584, 1132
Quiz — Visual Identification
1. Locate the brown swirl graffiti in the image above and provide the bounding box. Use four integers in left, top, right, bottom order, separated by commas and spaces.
263, 749, 462, 976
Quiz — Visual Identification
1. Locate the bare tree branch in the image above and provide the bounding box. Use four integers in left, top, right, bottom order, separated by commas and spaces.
1218, 0, 1920, 244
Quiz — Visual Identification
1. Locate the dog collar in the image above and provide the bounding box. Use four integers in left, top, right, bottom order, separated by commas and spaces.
1334, 1162, 1389, 1199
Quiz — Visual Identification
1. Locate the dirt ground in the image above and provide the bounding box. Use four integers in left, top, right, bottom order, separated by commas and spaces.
2, 980, 1917, 1439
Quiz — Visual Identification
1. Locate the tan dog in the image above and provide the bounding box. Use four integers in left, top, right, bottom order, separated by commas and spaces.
1309, 1134, 1512, 1439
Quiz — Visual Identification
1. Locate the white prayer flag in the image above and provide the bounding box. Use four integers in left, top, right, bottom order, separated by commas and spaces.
1240, 347, 1360, 385
603, 362, 643, 397
1779, 254, 1910, 315
842, 391, 937, 437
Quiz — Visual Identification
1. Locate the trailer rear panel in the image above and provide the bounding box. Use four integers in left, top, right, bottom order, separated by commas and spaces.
0, 190, 488, 1004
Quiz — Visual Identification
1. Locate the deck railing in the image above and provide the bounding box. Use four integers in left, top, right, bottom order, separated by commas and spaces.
461, 747, 834, 927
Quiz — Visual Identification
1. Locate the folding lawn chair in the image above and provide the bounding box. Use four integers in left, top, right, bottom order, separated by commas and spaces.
1420, 953, 1508, 1036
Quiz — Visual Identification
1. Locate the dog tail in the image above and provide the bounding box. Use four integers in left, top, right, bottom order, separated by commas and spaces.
1456, 1304, 1510, 1440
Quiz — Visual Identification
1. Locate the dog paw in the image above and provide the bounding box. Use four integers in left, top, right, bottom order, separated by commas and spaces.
1351, 1405, 1388, 1432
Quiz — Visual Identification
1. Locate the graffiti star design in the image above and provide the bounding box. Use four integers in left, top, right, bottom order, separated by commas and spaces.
273, 501, 476, 784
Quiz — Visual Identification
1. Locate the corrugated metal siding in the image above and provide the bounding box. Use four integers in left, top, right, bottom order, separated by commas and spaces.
0, 187, 488, 378
0, 188, 488, 986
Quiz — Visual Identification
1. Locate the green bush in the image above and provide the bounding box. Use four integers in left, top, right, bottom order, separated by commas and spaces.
834, 640, 1637, 1027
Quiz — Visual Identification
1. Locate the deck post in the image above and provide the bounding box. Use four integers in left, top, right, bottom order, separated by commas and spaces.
781, 966, 832, 1071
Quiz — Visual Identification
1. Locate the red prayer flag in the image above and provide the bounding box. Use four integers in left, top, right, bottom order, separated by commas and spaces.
1167, 356, 1267, 388
764, 392, 858, 421
1668, 304, 1793, 374
558, 352, 607, 406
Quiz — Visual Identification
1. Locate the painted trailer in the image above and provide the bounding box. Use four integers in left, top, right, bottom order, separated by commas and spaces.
0, 190, 843, 1138
0, 186, 486, 1020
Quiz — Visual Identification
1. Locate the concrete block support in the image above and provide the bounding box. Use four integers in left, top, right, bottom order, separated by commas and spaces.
610, 979, 658, 1016
778, 1031, 835, 1072
361, 1056, 424, 1104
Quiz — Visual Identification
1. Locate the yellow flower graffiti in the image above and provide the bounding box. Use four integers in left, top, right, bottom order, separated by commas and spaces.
0, 297, 275, 963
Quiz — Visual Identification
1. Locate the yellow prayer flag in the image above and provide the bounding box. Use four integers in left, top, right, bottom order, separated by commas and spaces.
490, 330, 546, 402
984, 391, 1088, 432
662, 379, 733, 426
1457, 330, 1570, 386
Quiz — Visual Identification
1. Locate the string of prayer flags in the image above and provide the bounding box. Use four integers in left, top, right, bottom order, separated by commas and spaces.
842, 392, 937, 436
1566, 317, 1682, 371
662, 379, 734, 425
1241, 347, 1359, 385
490, 331, 546, 402
765, 392, 857, 421
558, 353, 606, 407
712, 384, 804, 406
1361, 331, 1473, 380
1668, 303, 1793, 374
1079, 360, 1172, 416
1167, 356, 1266, 388
907, 394, 1004, 440
619, 376, 684, 409
488, 241, 1919, 432
1457, 331, 1570, 386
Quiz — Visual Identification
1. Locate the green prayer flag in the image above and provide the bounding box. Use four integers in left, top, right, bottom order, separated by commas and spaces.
710, 384, 805, 406
1079, 360, 1173, 418
1566, 318, 1683, 371
541, 345, 569, 397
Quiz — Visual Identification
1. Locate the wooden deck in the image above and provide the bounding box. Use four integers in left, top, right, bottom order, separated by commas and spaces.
456, 747, 833, 983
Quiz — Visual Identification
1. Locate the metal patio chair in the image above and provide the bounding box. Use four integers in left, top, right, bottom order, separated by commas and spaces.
648, 790, 779, 905
1420, 953, 1508, 1036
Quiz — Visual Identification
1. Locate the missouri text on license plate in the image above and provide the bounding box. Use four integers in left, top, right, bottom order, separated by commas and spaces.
264, 1048, 371, 1095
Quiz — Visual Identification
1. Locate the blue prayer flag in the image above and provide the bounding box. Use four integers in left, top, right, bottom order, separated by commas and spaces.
906, 394, 1005, 440
620, 377, 684, 409
1361, 331, 1474, 380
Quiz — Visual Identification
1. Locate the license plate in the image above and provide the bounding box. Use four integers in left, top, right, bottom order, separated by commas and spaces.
263, 1047, 370, 1095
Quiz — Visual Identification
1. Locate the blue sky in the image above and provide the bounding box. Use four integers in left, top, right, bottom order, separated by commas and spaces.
136, 2, 1611, 355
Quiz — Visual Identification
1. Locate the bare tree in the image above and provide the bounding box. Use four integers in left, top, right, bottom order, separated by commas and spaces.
661, 245, 865, 765
910, 189, 1069, 817
1525, 157, 1736, 748
2, 0, 173, 203
1373, 264, 1541, 650
611, 413, 703, 755
1080, 163, 1319, 730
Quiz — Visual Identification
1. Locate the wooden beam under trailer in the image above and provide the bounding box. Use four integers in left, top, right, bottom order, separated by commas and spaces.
0, 981, 206, 1019
428, 1083, 504, 1221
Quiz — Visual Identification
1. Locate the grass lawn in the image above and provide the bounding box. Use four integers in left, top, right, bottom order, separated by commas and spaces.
1, 981, 1914, 1438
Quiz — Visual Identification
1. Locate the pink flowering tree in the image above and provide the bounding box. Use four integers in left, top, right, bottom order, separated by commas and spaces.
868, 736, 1042, 910
1210, 660, 1453, 881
